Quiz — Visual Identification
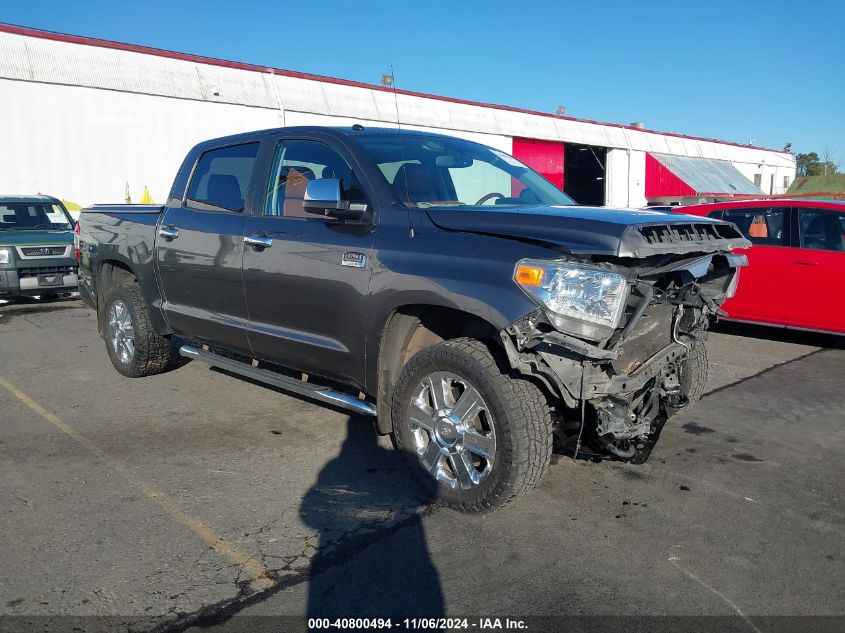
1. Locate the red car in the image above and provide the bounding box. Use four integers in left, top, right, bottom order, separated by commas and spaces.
674, 199, 845, 334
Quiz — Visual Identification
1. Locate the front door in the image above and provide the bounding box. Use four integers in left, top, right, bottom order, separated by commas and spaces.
156, 141, 260, 353
719, 206, 793, 325
241, 137, 376, 388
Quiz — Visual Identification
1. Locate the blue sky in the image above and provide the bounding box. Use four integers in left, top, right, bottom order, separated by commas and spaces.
2, 0, 843, 156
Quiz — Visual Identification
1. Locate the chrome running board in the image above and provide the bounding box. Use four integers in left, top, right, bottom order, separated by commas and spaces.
179, 345, 377, 416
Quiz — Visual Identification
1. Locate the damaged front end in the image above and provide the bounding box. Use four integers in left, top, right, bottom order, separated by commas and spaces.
500, 244, 748, 464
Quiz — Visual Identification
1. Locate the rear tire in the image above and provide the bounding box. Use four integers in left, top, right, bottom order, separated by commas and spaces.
392, 338, 553, 513
103, 284, 175, 378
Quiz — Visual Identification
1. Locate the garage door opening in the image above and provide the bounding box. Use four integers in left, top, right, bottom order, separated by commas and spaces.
564, 143, 606, 206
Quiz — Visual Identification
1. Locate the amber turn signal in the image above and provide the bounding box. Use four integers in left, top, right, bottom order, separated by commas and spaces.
515, 264, 545, 287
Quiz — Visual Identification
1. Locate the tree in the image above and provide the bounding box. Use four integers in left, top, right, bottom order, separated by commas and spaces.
821, 144, 840, 176
795, 152, 821, 177
794, 145, 841, 177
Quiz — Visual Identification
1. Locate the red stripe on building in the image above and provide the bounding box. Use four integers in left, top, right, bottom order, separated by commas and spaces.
512, 138, 565, 193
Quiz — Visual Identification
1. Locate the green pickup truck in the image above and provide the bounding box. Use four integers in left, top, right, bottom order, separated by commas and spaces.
0, 195, 79, 300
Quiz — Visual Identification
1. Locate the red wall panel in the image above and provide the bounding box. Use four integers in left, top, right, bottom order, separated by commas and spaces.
645, 153, 696, 198
512, 137, 565, 194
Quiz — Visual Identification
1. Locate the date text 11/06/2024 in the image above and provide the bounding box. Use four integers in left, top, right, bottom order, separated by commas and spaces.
307, 617, 528, 629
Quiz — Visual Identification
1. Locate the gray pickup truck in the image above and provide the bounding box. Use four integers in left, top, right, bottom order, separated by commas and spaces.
78, 126, 748, 512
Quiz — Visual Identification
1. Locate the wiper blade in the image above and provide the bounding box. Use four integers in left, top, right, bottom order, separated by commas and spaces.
417, 201, 467, 208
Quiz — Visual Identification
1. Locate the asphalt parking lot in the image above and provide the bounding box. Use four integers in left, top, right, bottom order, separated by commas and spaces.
1, 299, 843, 632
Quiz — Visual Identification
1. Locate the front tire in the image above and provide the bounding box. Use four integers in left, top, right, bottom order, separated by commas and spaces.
104, 284, 175, 378
678, 338, 708, 404
392, 338, 553, 513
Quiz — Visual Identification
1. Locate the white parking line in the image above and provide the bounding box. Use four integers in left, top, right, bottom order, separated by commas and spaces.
668, 556, 762, 633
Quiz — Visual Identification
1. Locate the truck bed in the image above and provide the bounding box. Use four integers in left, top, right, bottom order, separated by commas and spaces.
77, 204, 164, 319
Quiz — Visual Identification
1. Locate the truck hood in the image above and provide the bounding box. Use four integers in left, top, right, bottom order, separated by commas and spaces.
0, 229, 74, 247
425, 205, 750, 258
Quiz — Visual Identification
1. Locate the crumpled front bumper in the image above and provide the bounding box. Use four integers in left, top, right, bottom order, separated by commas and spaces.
502, 334, 687, 408
500, 314, 692, 463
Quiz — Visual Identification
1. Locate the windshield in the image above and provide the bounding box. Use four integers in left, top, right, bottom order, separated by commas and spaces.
0, 202, 74, 231
355, 133, 577, 209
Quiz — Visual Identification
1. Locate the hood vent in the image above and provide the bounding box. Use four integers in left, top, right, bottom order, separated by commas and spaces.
638, 222, 741, 245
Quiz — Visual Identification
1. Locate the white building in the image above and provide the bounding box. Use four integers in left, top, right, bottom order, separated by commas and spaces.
0, 24, 795, 209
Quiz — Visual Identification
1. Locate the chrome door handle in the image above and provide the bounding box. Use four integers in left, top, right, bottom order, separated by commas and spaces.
158, 225, 179, 240
244, 234, 273, 250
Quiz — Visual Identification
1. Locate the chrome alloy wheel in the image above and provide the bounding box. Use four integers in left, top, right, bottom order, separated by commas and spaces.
108, 300, 136, 365
408, 371, 496, 490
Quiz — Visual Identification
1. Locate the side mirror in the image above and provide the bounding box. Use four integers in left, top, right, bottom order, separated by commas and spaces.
303, 178, 366, 220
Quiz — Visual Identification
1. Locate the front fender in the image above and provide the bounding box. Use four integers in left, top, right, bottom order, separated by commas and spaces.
363, 218, 559, 393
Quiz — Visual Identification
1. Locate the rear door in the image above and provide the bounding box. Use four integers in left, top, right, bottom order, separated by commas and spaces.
787, 206, 845, 333
241, 135, 376, 388
156, 142, 259, 353
718, 206, 793, 325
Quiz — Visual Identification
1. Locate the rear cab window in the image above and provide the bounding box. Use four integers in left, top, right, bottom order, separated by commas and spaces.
722, 207, 789, 246
186, 143, 260, 212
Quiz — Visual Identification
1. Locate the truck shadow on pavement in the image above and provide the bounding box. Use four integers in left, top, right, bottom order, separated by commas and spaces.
298, 416, 445, 621
711, 320, 844, 348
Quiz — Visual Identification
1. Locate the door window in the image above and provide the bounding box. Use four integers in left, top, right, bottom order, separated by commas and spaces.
264, 140, 365, 218
186, 142, 260, 212
722, 207, 788, 246
798, 208, 845, 252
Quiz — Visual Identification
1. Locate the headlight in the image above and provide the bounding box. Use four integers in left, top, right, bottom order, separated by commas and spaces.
0, 248, 10, 265
514, 259, 629, 335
